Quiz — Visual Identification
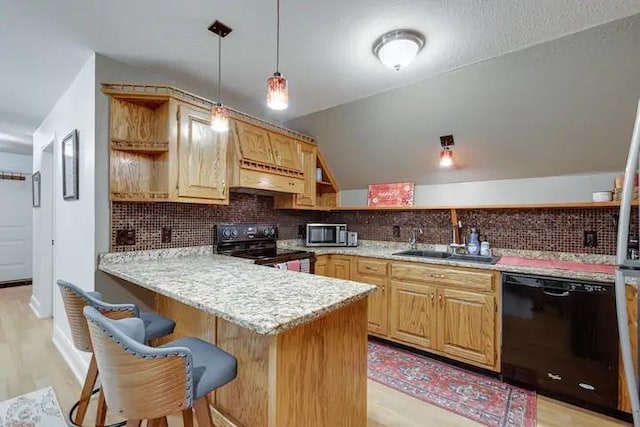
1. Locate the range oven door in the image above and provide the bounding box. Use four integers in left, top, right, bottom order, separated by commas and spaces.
502, 274, 618, 410
306, 224, 347, 247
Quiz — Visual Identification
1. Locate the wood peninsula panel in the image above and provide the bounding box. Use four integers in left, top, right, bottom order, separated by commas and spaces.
215, 319, 270, 427
618, 284, 638, 413
155, 294, 215, 344
274, 299, 368, 427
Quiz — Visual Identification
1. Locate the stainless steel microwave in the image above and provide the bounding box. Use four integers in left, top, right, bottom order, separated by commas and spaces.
306, 223, 347, 247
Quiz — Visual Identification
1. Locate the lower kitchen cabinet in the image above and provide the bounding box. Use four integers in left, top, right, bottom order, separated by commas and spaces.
328, 256, 351, 280
315, 255, 328, 276
437, 287, 496, 367
354, 273, 388, 336
389, 280, 437, 349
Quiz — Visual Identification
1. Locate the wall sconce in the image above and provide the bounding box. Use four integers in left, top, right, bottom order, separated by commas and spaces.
439, 135, 454, 168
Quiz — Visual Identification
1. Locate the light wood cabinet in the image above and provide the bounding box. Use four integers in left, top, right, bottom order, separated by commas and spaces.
296, 145, 317, 206
269, 133, 302, 171
177, 105, 228, 201
235, 121, 275, 166
328, 256, 351, 280
352, 258, 389, 336
389, 280, 437, 349
315, 255, 329, 277
437, 288, 496, 367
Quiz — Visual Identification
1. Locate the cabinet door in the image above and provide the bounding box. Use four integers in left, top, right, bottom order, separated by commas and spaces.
330, 258, 351, 280
178, 106, 228, 200
269, 133, 302, 171
389, 280, 436, 349
437, 288, 496, 367
355, 274, 388, 336
315, 256, 328, 277
235, 121, 275, 165
296, 147, 316, 206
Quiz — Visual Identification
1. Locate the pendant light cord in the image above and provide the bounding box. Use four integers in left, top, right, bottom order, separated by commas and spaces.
276, 0, 280, 72
217, 36, 222, 103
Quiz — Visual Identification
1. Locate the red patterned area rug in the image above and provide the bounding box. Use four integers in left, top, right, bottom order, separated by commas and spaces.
368, 340, 536, 427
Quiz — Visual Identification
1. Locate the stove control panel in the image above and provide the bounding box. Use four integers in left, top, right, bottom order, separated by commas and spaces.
215, 223, 278, 243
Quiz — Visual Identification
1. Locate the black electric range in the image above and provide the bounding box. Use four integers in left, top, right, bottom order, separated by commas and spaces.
213, 223, 315, 268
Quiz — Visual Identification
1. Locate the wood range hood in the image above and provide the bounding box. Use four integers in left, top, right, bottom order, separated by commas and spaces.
101, 82, 338, 209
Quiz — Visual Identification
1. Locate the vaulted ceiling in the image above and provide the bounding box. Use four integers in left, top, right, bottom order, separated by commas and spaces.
1, 0, 640, 156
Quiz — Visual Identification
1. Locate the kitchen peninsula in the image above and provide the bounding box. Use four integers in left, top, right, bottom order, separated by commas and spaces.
98, 247, 375, 427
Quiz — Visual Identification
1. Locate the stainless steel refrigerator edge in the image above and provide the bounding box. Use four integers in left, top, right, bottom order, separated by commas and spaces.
616, 99, 640, 426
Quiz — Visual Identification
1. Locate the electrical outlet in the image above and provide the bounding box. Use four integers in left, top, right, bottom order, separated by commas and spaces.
161, 227, 172, 243
584, 231, 597, 247
116, 229, 136, 246
393, 225, 400, 238
298, 225, 305, 237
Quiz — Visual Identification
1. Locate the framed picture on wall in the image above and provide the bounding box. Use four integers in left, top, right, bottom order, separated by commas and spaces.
32, 171, 41, 207
368, 182, 415, 207
62, 129, 79, 200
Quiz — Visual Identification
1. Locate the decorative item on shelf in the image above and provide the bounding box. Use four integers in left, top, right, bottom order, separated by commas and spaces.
62, 129, 79, 200
613, 172, 639, 201
439, 134, 454, 168
316, 167, 323, 182
267, 0, 288, 110
0, 171, 26, 181
208, 20, 232, 132
372, 29, 426, 71
32, 171, 41, 208
367, 182, 414, 207
592, 191, 613, 202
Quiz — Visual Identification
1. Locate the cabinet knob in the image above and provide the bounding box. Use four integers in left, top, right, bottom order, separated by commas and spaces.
366, 266, 377, 271
438, 294, 443, 307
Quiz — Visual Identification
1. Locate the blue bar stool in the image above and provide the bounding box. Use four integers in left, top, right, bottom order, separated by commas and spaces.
83, 306, 237, 427
57, 280, 177, 426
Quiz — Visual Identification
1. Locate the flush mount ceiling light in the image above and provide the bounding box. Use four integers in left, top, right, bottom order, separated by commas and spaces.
208, 20, 232, 132
372, 29, 425, 71
439, 135, 454, 168
267, 0, 288, 110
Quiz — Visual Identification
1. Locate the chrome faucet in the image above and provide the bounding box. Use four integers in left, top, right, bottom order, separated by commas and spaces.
409, 228, 423, 250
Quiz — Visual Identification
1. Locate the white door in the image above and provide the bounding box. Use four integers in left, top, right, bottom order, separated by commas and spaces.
0, 174, 33, 282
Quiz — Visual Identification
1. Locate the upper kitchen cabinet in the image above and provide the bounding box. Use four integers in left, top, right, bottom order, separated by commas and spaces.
103, 83, 335, 205
177, 105, 229, 202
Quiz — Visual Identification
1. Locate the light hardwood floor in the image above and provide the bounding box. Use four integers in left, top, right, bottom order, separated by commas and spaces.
0, 286, 630, 427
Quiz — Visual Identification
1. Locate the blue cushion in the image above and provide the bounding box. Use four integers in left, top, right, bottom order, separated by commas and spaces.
162, 337, 237, 398
140, 312, 176, 342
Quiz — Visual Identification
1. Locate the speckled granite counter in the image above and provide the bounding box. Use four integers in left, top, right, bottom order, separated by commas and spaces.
278, 240, 622, 283
99, 246, 375, 335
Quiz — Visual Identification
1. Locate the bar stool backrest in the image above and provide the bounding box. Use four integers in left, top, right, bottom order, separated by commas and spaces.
57, 280, 138, 352
83, 306, 194, 421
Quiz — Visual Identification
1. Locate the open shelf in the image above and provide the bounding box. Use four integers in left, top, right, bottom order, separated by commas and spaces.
316, 180, 334, 186
334, 201, 636, 211
111, 139, 169, 153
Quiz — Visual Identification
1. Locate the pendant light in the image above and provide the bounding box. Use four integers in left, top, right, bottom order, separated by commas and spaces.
208, 20, 232, 132
439, 135, 455, 168
267, 0, 288, 110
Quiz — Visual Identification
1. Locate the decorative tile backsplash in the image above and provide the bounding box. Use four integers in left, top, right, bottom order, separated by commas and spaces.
112, 195, 635, 255
111, 193, 323, 252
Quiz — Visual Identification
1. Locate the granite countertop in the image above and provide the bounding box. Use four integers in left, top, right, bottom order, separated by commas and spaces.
279, 241, 621, 283
98, 246, 375, 336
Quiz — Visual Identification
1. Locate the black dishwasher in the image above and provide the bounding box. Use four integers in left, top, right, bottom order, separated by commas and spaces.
502, 273, 618, 411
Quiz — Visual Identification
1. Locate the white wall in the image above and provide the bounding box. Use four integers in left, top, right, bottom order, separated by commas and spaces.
32, 54, 96, 381
339, 172, 620, 207
0, 152, 32, 173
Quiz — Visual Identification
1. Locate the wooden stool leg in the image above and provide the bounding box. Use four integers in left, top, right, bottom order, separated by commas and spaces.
159, 418, 168, 427
125, 421, 141, 427
193, 396, 214, 427
95, 388, 107, 427
182, 409, 194, 427
74, 354, 99, 425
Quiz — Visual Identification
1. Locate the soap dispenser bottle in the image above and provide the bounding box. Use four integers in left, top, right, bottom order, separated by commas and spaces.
467, 228, 480, 255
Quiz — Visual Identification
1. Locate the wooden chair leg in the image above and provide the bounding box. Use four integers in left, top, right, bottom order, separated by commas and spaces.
193, 396, 214, 427
125, 420, 141, 427
95, 388, 107, 427
74, 354, 99, 425
182, 409, 194, 427
159, 417, 168, 427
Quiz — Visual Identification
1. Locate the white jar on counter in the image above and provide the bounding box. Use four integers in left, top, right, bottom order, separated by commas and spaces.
480, 241, 491, 256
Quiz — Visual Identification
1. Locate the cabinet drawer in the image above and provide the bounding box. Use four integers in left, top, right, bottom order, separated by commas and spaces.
239, 169, 304, 194
357, 258, 387, 276
391, 263, 495, 292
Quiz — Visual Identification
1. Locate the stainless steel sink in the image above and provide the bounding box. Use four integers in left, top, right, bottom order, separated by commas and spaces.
449, 253, 500, 265
392, 250, 500, 265
392, 250, 452, 259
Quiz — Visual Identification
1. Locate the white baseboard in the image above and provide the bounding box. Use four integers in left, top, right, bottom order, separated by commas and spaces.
29, 295, 48, 319
52, 325, 90, 385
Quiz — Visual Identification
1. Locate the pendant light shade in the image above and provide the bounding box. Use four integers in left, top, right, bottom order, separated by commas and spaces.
267, 0, 288, 110
210, 102, 229, 132
267, 72, 288, 110
208, 20, 232, 132
439, 148, 453, 168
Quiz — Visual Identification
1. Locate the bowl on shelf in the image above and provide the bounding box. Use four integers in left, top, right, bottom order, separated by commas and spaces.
592, 191, 613, 202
